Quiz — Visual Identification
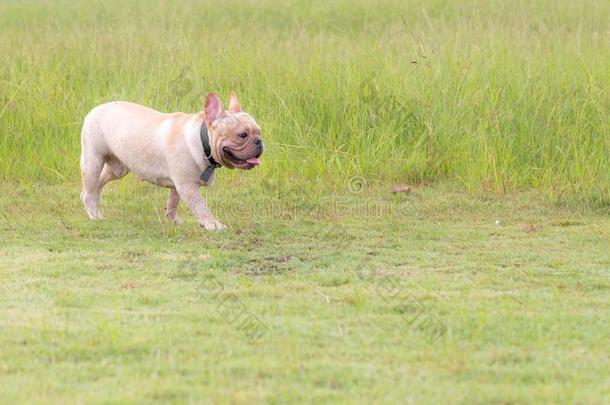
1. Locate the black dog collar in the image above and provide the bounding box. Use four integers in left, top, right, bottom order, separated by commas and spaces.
199, 121, 221, 182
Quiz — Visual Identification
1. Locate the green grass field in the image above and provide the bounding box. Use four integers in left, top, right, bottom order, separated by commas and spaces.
1, 0, 609, 403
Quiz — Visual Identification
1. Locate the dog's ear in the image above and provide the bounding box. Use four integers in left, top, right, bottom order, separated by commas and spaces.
204, 92, 224, 125
229, 90, 241, 113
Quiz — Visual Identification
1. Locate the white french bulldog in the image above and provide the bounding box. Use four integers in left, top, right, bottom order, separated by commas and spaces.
79, 92, 263, 230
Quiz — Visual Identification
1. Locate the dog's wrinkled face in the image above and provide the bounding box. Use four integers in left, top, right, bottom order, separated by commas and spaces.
204, 92, 263, 170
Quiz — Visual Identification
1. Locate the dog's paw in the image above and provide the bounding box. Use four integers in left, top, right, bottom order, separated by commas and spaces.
201, 219, 226, 231
87, 210, 104, 220
165, 214, 183, 225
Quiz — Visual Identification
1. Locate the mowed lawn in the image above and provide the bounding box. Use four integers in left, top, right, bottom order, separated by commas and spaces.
1, 181, 609, 403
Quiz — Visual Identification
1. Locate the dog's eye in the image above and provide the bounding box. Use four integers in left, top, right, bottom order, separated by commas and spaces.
238, 132, 248, 139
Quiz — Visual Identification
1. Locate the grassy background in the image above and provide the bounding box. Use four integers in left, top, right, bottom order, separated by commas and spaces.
1, 0, 609, 205
1, 183, 609, 403
1, 0, 610, 403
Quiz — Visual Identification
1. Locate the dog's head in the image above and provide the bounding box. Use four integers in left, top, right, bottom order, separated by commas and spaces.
204, 92, 263, 170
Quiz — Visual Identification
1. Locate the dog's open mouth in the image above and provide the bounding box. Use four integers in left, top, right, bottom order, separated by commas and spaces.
223, 147, 261, 169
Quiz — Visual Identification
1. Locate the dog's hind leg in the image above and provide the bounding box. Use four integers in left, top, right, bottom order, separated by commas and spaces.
80, 110, 107, 220
99, 157, 129, 189
81, 157, 129, 220
165, 188, 182, 224
80, 152, 105, 220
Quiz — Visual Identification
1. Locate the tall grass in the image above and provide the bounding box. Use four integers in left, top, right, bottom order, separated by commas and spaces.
0, 0, 608, 204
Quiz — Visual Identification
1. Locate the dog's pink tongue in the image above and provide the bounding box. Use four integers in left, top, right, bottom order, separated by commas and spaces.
246, 158, 261, 166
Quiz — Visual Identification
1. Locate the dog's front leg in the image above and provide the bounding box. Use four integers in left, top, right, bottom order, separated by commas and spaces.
165, 188, 182, 224
175, 183, 226, 231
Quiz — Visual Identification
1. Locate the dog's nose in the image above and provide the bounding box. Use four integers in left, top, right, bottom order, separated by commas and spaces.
255, 137, 263, 157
